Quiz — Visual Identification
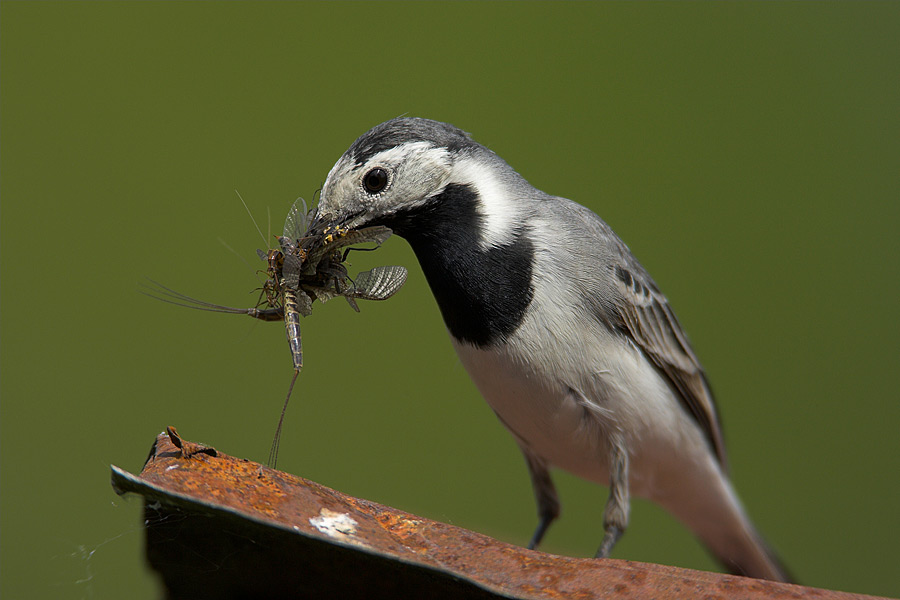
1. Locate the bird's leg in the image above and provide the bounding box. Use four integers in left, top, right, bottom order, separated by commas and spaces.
595, 433, 630, 558
522, 450, 560, 550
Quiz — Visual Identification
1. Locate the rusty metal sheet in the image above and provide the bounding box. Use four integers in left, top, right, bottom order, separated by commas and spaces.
110, 429, 885, 600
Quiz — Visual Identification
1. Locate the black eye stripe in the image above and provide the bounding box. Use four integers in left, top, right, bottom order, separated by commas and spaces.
363, 167, 389, 194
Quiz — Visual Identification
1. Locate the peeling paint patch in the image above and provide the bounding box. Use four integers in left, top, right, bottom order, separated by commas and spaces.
309, 508, 364, 546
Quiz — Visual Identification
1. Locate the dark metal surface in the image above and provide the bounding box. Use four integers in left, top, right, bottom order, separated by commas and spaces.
111, 430, 885, 600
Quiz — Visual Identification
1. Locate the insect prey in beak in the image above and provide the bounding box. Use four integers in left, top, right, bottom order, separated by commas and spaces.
143, 197, 408, 468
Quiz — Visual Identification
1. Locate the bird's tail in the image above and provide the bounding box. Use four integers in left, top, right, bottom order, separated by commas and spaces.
663, 466, 793, 582
711, 511, 794, 583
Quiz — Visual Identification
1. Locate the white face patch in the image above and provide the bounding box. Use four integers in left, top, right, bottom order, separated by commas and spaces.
323, 142, 452, 226
449, 156, 519, 248
318, 144, 441, 225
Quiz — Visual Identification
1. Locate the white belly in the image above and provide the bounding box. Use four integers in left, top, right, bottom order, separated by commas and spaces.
451, 333, 712, 502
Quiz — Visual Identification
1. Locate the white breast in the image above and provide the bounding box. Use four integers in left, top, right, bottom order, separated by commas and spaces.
450, 266, 715, 503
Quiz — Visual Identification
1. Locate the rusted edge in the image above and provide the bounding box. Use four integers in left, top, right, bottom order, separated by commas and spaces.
111, 464, 517, 599
111, 430, 888, 600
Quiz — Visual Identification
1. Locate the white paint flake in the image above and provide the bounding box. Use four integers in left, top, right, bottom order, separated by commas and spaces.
308, 508, 365, 546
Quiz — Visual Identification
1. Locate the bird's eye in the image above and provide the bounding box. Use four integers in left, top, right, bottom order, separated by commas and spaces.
363, 167, 389, 194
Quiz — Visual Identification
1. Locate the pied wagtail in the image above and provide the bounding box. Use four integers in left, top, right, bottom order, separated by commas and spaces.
309, 117, 790, 581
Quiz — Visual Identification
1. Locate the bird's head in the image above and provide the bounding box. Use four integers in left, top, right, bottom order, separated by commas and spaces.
311, 118, 462, 231
311, 117, 525, 248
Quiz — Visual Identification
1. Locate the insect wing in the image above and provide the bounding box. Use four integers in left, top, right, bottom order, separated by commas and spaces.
344, 296, 360, 312
338, 225, 393, 248
282, 197, 309, 242
282, 254, 303, 289
349, 265, 408, 301
294, 288, 313, 317
303, 226, 394, 270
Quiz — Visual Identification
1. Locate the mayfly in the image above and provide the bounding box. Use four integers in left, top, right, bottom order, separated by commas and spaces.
144, 198, 408, 467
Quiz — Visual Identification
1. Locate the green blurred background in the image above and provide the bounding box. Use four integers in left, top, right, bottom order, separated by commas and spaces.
2, 2, 898, 598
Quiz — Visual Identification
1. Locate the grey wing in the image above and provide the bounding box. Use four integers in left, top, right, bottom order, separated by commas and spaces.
561, 199, 728, 469
613, 262, 727, 469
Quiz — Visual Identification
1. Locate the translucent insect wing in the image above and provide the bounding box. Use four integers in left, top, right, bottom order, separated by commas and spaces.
349, 266, 408, 301
294, 289, 313, 317
282, 254, 303, 289
282, 197, 310, 241
303, 226, 395, 270
341, 226, 393, 248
